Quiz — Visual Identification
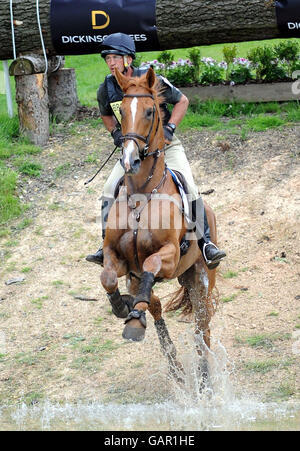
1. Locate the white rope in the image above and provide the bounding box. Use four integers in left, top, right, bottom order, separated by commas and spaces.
9, 0, 17, 60
36, 0, 48, 74
10, 0, 48, 73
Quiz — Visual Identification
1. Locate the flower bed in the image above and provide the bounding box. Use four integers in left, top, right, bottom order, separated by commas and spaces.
139, 41, 300, 91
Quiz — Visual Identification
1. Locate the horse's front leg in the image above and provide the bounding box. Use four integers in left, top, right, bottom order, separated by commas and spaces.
123, 242, 179, 342
148, 293, 185, 384
100, 246, 131, 319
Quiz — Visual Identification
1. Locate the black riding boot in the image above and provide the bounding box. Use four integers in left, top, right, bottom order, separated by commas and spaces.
86, 196, 114, 266
191, 198, 226, 270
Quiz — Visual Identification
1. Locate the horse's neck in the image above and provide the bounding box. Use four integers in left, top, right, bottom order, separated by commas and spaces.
125, 150, 165, 194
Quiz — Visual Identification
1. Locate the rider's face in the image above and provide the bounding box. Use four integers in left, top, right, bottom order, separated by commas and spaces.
104, 54, 132, 76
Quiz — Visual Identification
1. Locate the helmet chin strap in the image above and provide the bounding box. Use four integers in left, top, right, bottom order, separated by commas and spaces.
123, 55, 129, 74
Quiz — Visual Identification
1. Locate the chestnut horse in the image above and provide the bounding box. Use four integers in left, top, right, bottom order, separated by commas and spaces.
100, 67, 218, 383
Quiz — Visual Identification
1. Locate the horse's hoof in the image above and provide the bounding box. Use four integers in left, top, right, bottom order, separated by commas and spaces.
122, 310, 146, 341
122, 323, 146, 341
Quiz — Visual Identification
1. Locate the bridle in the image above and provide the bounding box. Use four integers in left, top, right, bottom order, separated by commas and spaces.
120, 93, 161, 160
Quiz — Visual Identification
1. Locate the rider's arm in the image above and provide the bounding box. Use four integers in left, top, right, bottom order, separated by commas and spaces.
168, 93, 189, 128
158, 75, 189, 127
97, 81, 121, 142
101, 115, 118, 133
97, 81, 118, 133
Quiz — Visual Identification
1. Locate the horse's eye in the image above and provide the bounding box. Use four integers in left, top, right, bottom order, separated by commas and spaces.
145, 108, 153, 119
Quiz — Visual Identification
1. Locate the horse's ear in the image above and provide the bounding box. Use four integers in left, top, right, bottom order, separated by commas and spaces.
114, 68, 128, 91
146, 67, 156, 89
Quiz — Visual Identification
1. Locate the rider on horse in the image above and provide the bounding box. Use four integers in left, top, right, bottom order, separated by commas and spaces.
86, 33, 226, 270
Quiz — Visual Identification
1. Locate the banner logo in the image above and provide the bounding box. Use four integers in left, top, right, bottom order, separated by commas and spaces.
50, 0, 160, 54
276, 0, 300, 36
92, 10, 110, 29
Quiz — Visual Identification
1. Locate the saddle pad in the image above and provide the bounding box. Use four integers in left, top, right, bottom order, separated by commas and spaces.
167, 167, 192, 226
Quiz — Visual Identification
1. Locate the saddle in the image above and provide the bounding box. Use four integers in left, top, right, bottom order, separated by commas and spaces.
167, 168, 193, 255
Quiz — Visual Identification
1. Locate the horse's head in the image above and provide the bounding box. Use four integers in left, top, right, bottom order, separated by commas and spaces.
115, 67, 163, 174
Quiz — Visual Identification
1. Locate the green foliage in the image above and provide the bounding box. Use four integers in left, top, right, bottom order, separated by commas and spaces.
199, 65, 224, 85
165, 65, 194, 86
274, 40, 300, 76
247, 45, 288, 81
157, 50, 174, 69
148, 40, 299, 86
223, 45, 237, 80
188, 48, 202, 82
229, 65, 253, 84
223, 45, 237, 65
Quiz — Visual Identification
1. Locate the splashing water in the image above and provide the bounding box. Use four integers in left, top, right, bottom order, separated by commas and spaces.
1, 333, 299, 431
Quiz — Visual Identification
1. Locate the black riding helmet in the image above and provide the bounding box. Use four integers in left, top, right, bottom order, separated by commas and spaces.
101, 33, 136, 60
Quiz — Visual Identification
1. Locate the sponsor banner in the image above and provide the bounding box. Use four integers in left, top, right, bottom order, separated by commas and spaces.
50, 0, 160, 54
275, 0, 300, 36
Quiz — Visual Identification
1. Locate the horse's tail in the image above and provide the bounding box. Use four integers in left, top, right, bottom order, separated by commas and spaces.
164, 285, 220, 319
164, 286, 192, 317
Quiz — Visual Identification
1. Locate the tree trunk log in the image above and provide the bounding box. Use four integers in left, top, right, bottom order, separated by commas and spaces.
9, 55, 65, 76
15, 73, 49, 146
0, 0, 281, 60
48, 68, 79, 122
156, 0, 279, 49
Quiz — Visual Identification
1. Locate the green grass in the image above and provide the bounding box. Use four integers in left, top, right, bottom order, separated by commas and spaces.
0, 113, 42, 225
243, 359, 279, 374
268, 381, 296, 401
221, 293, 237, 303
54, 163, 71, 178
236, 332, 291, 349
30, 295, 49, 310
246, 115, 286, 131
181, 100, 300, 132
223, 270, 238, 279
243, 358, 293, 374
0, 166, 22, 224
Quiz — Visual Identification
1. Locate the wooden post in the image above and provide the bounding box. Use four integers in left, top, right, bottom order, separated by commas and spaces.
48, 68, 79, 122
2, 61, 13, 118
15, 73, 49, 146
9, 55, 74, 145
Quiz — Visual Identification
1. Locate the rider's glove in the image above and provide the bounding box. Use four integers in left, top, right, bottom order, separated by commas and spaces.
163, 123, 176, 143
111, 126, 123, 148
